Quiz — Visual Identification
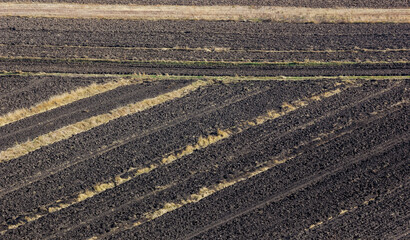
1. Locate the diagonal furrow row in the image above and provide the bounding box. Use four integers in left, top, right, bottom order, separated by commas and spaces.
0, 78, 140, 128
1, 79, 406, 237
0, 79, 192, 150
0, 80, 352, 233
0, 80, 211, 162
0, 80, 274, 197
97, 97, 408, 240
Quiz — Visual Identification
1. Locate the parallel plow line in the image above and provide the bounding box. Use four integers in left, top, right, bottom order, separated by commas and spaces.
0, 80, 210, 162
95, 94, 408, 240
179, 134, 408, 240
0, 84, 272, 199
1, 72, 408, 82
0, 78, 140, 127
3, 80, 356, 232
302, 183, 407, 234
1, 44, 408, 53
1, 55, 408, 66
0, 4, 409, 23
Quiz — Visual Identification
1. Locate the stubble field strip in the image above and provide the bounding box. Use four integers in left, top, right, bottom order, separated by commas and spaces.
0, 0, 408, 8
0, 80, 193, 151
0, 80, 211, 162
5, 56, 408, 66
0, 4, 409, 23
177, 137, 408, 240
111, 93, 408, 239
0, 79, 350, 231
88, 88, 408, 240
1, 79, 406, 237
0, 75, 119, 115
0, 80, 278, 198
1, 75, 408, 150
1, 57, 408, 76
1, 71, 409, 81
0, 78, 142, 127
1, 81, 350, 232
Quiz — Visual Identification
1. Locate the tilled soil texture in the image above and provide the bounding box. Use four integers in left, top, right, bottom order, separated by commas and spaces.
0, 79, 193, 150
0, 79, 408, 239
1, 18, 409, 62
2, 45, 409, 63
0, 75, 115, 115
0, 58, 408, 76
0, 0, 408, 8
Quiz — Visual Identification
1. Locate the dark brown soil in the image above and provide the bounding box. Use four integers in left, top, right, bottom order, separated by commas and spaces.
0, 10, 408, 240
0, 75, 112, 115
0, 79, 192, 150
2, 44, 409, 63
0, 80, 408, 239
2, 18, 408, 51
0, 17, 410, 50
0, 0, 408, 8
1, 18, 408, 64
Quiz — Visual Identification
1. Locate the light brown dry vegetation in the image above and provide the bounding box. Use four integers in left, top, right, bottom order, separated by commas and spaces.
0, 80, 210, 162
0, 78, 139, 127
5, 80, 359, 231
0, 4, 409, 23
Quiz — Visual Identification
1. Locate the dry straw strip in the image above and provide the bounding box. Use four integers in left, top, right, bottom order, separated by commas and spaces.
0, 78, 139, 128
4, 81, 351, 231
0, 80, 209, 162
0, 4, 409, 23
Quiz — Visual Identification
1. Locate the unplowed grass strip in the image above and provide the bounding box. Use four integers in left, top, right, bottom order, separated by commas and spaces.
0, 4, 409, 23
1, 71, 408, 82
0, 80, 210, 162
0, 78, 140, 127
1, 56, 407, 66
2, 44, 408, 54
3, 81, 355, 231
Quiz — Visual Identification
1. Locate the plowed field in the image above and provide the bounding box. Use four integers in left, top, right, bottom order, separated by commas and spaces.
0, 2, 408, 240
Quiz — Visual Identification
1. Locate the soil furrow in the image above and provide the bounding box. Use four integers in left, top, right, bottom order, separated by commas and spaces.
0, 80, 191, 150
2, 44, 409, 62
300, 183, 409, 239
1, 18, 408, 51
1, 80, 404, 238
51, 91, 405, 240
0, 80, 280, 196
0, 75, 112, 115
98, 107, 408, 239
183, 140, 408, 240
0, 79, 350, 233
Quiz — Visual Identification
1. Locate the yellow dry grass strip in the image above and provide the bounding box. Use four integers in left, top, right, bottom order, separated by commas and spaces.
0, 78, 139, 128
4, 81, 352, 231
50, 86, 345, 213
306, 197, 377, 231
135, 155, 294, 227
0, 80, 210, 163
1, 71, 409, 82
0, 4, 409, 23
